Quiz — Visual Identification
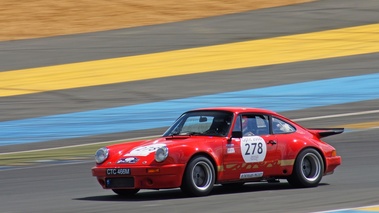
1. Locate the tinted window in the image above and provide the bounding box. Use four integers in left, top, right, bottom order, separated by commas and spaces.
272, 117, 296, 134
234, 114, 269, 136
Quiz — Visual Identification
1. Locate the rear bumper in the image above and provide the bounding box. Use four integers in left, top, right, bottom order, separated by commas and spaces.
92, 164, 185, 189
324, 156, 342, 175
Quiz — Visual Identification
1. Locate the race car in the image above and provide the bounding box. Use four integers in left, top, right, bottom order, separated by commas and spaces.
92, 107, 343, 197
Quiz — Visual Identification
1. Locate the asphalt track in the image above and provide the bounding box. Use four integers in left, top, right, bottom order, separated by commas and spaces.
1, 0, 379, 212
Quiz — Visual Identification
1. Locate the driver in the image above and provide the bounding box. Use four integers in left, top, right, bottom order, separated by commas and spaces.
242, 116, 255, 136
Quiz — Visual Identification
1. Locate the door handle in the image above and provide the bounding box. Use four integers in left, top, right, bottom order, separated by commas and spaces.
267, 140, 277, 145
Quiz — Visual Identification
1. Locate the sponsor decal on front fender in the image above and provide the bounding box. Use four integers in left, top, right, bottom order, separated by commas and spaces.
226, 143, 235, 154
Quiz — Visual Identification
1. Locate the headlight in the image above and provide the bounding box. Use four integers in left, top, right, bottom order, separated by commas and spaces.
95, 147, 109, 164
155, 146, 168, 162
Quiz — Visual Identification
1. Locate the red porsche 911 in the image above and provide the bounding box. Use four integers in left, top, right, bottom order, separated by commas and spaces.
92, 107, 342, 196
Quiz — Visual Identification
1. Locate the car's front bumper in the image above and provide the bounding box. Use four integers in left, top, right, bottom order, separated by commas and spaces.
92, 164, 186, 189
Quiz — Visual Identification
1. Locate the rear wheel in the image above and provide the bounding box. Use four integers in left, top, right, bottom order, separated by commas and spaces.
112, 189, 140, 197
287, 148, 324, 187
181, 156, 215, 196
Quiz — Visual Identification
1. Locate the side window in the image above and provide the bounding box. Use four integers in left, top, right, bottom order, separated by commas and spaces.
272, 117, 296, 134
233, 114, 269, 136
255, 115, 269, 135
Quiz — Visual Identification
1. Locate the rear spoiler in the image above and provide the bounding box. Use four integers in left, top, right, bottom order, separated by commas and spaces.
307, 128, 344, 138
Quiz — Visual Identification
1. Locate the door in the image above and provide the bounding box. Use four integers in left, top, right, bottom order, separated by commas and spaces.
222, 114, 279, 181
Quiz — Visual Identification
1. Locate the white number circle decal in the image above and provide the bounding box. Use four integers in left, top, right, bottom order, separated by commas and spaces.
240, 136, 267, 163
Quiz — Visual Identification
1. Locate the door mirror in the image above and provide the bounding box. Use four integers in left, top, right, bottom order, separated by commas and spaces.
199, 116, 208, 122
231, 131, 243, 138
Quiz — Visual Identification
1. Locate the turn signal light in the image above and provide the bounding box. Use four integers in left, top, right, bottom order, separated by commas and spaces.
147, 168, 160, 173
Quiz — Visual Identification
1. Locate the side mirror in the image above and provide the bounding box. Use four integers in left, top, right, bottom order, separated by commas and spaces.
231, 131, 243, 138
199, 116, 208, 122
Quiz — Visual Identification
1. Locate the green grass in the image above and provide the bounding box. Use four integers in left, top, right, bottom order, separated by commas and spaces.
0, 137, 155, 166
0, 143, 105, 166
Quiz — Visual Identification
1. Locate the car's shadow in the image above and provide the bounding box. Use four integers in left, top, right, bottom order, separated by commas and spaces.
74, 182, 329, 202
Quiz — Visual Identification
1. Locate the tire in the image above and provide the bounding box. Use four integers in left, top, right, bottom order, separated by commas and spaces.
181, 156, 215, 196
287, 148, 324, 188
112, 189, 140, 197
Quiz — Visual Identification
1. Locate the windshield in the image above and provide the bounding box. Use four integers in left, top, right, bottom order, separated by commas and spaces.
163, 110, 233, 137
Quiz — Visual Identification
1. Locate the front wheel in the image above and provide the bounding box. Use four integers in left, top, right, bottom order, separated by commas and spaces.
112, 189, 140, 197
287, 148, 324, 188
181, 156, 215, 196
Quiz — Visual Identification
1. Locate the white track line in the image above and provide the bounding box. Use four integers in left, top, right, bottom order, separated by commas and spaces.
294, 109, 379, 121
312, 204, 379, 213
0, 135, 160, 155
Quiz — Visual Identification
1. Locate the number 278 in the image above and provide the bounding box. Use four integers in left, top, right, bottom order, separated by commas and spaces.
244, 142, 263, 155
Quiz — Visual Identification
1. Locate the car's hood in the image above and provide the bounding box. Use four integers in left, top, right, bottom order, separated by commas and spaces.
105, 135, 221, 165
109, 136, 200, 152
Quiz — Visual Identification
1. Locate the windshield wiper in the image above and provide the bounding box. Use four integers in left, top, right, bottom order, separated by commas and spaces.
169, 131, 205, 136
